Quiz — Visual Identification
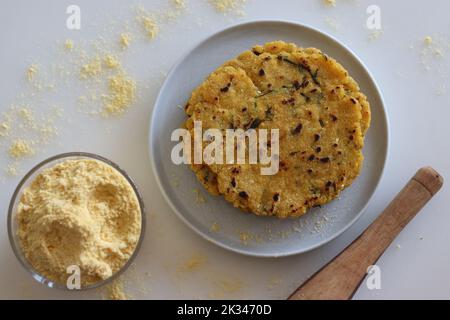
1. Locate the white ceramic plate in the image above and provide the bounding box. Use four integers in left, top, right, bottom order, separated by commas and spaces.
149, 20, 389, 257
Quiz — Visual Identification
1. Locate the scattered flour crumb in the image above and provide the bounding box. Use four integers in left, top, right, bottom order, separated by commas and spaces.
308, 215, 332, 233
64, 39, 74, 50
101, 263, 151, 300
103, 54, 120, 69
103, 73, 137, 115
106, 279, 128, 300
414, 33, 449, 95
193, 188, 207, 203
420, 34, 446, 67
178, 253, 207, 272
368, 30, 383, 41
174, 0, 186, 9
6, 163, 19, 176
120, 33, 131, 48
434, 48, 444, 58
209, 0, 247, 15
0, 103, 61, 176
142, 18, 159, 39
9, 139, 34, 158
210, 222, 221, 233
80, 57, 102, 78
26, 64, 38, 81
323, 0, 336, 6
18, 107, 34, 123
137, 8, 160, 39
0, 121, 10, 137
396, 244, 402, 249
239, 231, 252, 244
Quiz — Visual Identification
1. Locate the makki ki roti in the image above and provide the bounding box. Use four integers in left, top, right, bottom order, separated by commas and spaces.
183, 41, 371, 218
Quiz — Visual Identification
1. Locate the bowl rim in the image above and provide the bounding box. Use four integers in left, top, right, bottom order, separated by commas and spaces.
7, 151, 146, 290
148, 19, 390, 257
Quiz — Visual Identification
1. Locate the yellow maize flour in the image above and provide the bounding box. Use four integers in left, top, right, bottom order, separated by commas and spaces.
16, 159, 142, 287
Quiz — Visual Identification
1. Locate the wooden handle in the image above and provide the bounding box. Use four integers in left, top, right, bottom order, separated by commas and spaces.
289, 166, 443, 300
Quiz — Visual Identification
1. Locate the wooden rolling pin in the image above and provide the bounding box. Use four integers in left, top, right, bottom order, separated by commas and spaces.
289, 166, 443, 300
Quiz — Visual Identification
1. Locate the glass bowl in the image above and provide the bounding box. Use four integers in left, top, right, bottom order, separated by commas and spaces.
7, 152, 146, 290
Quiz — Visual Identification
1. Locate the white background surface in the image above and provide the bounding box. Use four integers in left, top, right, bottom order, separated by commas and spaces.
0, 0, 449, 300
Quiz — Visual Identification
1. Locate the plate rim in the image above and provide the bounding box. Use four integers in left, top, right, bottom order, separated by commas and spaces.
148, 19, 390, 258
